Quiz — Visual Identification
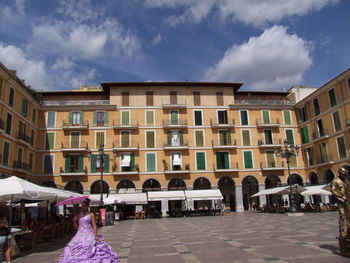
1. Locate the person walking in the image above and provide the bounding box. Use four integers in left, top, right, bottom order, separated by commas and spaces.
58, 198, 119, 263
0, 203, 11, 263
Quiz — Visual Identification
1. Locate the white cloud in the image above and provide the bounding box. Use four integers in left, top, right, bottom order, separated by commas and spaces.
204, 26, 312, 91
145, 0, 340, 26
152, 34, 164, 46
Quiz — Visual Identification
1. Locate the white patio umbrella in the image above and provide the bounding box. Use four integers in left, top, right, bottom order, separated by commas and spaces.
301, 185, 332, 196
251, 184, 307, 197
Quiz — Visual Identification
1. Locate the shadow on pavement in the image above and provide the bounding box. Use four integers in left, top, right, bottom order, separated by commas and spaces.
319, 244, 341, 256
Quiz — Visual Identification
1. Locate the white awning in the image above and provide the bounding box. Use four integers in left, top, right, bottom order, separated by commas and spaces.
301, 185, 332, 196
115, 193, 148, 205
251, 185, 307, 197
121, 154, 131, 167
184, 189, 223, 201
173, 154, 182, 166
147, 190, 186, 201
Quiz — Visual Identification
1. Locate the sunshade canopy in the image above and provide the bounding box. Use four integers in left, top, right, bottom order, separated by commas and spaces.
184, 189, 223, 201
147, 190, 186, 201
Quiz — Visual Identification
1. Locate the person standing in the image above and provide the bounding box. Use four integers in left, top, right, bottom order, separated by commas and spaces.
0, 203, 11, 263
58, 198, 119, 263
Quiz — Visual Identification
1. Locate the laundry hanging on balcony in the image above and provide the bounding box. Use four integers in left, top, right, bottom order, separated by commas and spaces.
121, 154, 131, 167
172, 153, 182, 166
172, 131, 180, 146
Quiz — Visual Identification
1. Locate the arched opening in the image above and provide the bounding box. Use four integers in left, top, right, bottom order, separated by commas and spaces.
193, 177, 211, 190
324, 169, 335, 184
242, 176, 259, 211
90, 180, 109, 194
64, 181, 84, 194
218, 177, 235, 211
265, 175, 281, 205
308, 172, 321, 204
168, 178, 186, 190
42, 181, 57, 188
287, 173, 304, 205
116, 179, 135, 193
142, 179, 161, 192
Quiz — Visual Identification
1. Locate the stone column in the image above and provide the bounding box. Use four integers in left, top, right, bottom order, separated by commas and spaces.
187, 199, 194, 210
235, 185, 244, 212
258, 184, 266, 206
161, 199, 169, 217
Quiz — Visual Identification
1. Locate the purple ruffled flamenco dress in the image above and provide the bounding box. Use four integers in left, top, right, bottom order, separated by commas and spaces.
59, 213, 119, 263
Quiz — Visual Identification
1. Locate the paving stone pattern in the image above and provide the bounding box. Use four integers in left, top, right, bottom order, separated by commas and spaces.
12, 212, 349, 263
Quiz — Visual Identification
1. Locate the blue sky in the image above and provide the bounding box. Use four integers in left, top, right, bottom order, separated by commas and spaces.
0, 0, 349, 92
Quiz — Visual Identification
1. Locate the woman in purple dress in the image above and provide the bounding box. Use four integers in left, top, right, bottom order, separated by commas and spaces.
59, 199, 119, 263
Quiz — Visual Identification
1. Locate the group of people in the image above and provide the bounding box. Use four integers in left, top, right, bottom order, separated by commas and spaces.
0, 204, 11, 263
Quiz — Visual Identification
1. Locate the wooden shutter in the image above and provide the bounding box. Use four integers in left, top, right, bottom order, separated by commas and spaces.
122, 111, 129, 125
6, 113, 12, 135
264, 130, 272, 144
301, 126, 309, 143
147, 153, 156, 171
146, 111, 154, 126
224, 152, 229, 169
80, 112, 84, 125
71, 132, 80, 148
319, 143, 328, 162
170, 91, 177, 105
93, 111, 97, 126
122, 92, 129, 106
286, 130, 294, 145
9, 88, 14, 106
266, 151, 275, 167
65, 156, 71, 173
219, 131, 225, 145
244, 151, 253, 168
283, 110, 291, 125
216, 152, 222, 169
179, 131, 184, 145
91, 154, 96, 173
337, 137, 347, 159
78, 155, 84, 172
96, 132, 104, 147
121, 132, 129, 147
104, 154, 109, 172
46, 133, 54, 149
289, 154, 297, 167
104, 111, 109, 126
47, 112, 55, 127
146, 131, 155, 148
333, 111, 342, 132
130, 154, 135, 170
22, 99, 28, 117
2, 142, 10, 166
167, 131, 171, 145
146, 92, 153, 106
68, 112, 73, 125
32, 108, 36, 124
196, 152, 205, 170
170, 111, 178, 124
193, 92, 200, 106
262, 110, 270, 124
216, 92, 223, 106
242, 130, 250, 146
195, 130, 204, 146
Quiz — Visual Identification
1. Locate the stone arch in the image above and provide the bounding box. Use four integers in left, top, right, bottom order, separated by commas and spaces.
116, 179, 135, 193
168, 178, 186, 190
308, 171, 319, 185
287, 173, 304, 186
90, 180, 109, 194
218, 176, 236, 211
193, 177, 211, 189
64, 181, 84, 194
142, 178, 161, 192
264, 175, 281, 205
323, 169, 335, 184
42, 181, 57, 188
242, 176, 259, 211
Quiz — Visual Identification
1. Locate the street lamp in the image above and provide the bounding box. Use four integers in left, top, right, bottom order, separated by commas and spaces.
97, 144, 105, 207
274, 139, 300, 213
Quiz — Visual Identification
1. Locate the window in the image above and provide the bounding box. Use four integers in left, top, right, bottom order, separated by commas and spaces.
43, 155, 53, 174
5, 112, 12, 135
0, 78, 3, 97
71, 132, 80, 148
146, 153, 156, 171
216, 152, 229, 169
146, 92, 153, 106
120, 153, 135, 171
47, 111, 55, 127
146, 111, 154, 126
167, 131, 183, 146
8, 88, 14, 107
195, 130, 204, 146
263, 130, 273, 144
328, 88, 337, 107
122, 92, 129, 106
71, 111, 81, 125
319, 142, 328, 163
94, 111, 108, 126
28, 152, 33, 170
146, 131, 155, 148
316, 119, 325, 137
266, 151, 275, 168
121, 111, 130, 125
347, 77, 350, 92
65, 155, 83, 173
193, 92, 200, 106
297, 106, 308, 123
90, 154, 109, 173
21, 98, 28, 117
285, 129, 294, 145
313, 98, 320, 116
243, 151, 253, 169
17, 147, 23, 164
332, 111, 342, 132
121, 131, 130, 147
216, 92, 223, 106
283, 110, 291, 125
2, 141, 10, 166
45, 132, 55, 149
170, 110, 179, 125
301, 126, 309, 144
242, 130, 251, 146
262, 110, 270, 124
170, 91, 177, 105
240, 110, 248, 125
305, 147, 314, 166
218, 110, 228, 124
96, 132, 105, 148
219, 130, 231, 145
196, 152, 206, 170
30, 129, 34, 146
18, 121, 26, 140
336, 136, 347, 159
194, 110, 202, 125
289, 154, 297, 167
32, 108, 36, 124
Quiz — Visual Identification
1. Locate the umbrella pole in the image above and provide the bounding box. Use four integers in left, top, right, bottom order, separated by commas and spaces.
8, 195, 13, 228
46, 200, 49, 224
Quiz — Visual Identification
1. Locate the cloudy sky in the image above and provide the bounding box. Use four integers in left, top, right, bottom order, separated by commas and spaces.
0, 0, 349, 91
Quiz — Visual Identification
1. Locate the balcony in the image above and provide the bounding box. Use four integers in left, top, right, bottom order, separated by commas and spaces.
258, 139, 283, 148
112, 119, 139, 129
17, 132, 33, 146
42, 100, 110, 106
163, 141, 189, 150
163, 162, 190, 174
13, 161, 32, 172
162, 99, 187, 109
212, 139, 237, 149
312, 129, 329, 141
256, 118, 280, 128
210, 119, 235, 129
213, 163, 239, 173
0, 119, 5, 133
59, 166, 87, 176
61, 142, 89, 152
233, 100, 295, 106
62, 120, 89, 130
316, 155, 333, 164
112, 142, 139, 151
260, 161, 284, 170
162, 119, 188, 129
112, 164, 139, 175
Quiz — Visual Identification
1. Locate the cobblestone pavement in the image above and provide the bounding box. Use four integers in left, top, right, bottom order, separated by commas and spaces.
12, 212, 349, 263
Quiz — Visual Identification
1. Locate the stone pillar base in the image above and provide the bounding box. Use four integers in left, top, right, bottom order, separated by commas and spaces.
338, 237, 350, 258
286, 212, 304, 216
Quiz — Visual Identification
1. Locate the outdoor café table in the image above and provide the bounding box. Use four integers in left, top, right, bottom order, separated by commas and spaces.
10, 228, 33, 259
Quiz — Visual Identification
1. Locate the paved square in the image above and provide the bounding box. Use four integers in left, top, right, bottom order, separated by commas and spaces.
13, 212, 349, 263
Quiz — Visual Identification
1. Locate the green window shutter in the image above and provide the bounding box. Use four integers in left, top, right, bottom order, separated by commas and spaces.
68, 112, 73, 125
2, 142, 10, 166
227, 132, 232, 145
104, 111, 109, 126
5, 113, 12, 135
71, 132, 79, 148
147, 153, 156, 171
167, 131, 171, 145
196, 152, 205, 170
22, 99, 28, 117
266, 151, 275, 167
216, 152, 222, 169
333, 111, 342, 132
289, 154, 297, 167
78, 155, 84, 172
32, 108, 36, 124
179, 131, 184, 145
301, 126, 309, 144
121, 132, 129, 147
219, 131, 224, 145
195, 130, 204, 146
47, 112, 55, 127
242, 130, 250, 146
93, 112, 97, 126
262, 110, 270, 124
284, 110, 291, 125
329, 88, 337, 107
337, 137, 347, 159
104, 154, 109, 172
224, 152, 229, 169
146, 131, 155, 148
91, 154, 96, 173
286, 130, 294, 145
122, 111, 129, 125
244, 151, 253, 169
8, 88, 14, 107
130, 154, 135, 171
46, 133, 54, 149
319, 143, 328, 162
170, 111, 178, 124
44, 155, 53, 174
96, 132, 104, 147
80, 112, 84, 125
146, 111, 154, 126
65, 156, 71, 173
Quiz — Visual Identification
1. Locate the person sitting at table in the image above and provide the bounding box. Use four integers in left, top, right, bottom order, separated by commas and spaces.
0, 203, 11, 263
